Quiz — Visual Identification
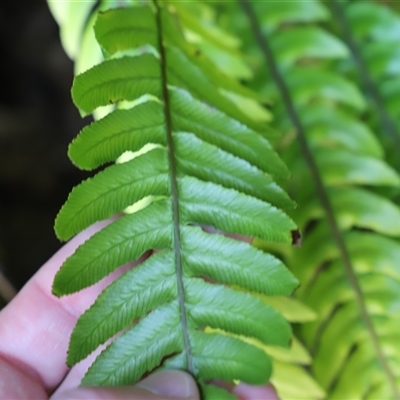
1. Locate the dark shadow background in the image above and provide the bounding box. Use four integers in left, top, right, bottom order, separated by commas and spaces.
0, 0, 90, 289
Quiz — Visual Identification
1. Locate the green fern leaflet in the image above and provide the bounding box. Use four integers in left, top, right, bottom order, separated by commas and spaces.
53, 3, 299, 397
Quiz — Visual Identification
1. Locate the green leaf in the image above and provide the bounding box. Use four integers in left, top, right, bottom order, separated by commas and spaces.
74, 10, 104, 76
346, 2, 400, 41
261, 296, 316, 323
69, 88, 288, 178
315, 149, 400, 187
272, 27, 348, 66
363, 41, 400, 79
175, 132, 294, 209
263, 336, 312, 364
53, 200, 172, 295
170, 89, 288, 177
165, 45, 267, 132
295, 187, 400, 236
55, 149, 170, 240
68, 101, 165, 170
278, 68, 366, 111
47, 1, 97, 59
163, 331, 273, 384
181, 228, 298, 296
82, 302, 183, 386
191, 40, 252, 80
185, 280, 292, 348
95, 5, 266, 102
272, 360, 325, 400
67, 250, 176, 365
330, 187, 400, 235
53, 3, 298, 392
301, 106, 383, 158
72, 54, 161, 115
95, 7, 158, 54
258, 0, 329, 30
179, 176, 296, 243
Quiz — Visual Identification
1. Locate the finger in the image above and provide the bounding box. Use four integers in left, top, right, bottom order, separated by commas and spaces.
233, 382, 280, 400
0, 219, 149, 392
0, 356, 47, 400
52, 370, 200, 400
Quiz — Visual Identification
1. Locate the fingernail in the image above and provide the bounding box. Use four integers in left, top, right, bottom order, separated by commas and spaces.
136, 370, 199, 399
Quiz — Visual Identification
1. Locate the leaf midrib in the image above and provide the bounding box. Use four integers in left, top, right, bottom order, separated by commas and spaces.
153, 0, 194, 374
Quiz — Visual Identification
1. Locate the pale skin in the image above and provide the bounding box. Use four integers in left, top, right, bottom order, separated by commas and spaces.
0, 221, 279, 399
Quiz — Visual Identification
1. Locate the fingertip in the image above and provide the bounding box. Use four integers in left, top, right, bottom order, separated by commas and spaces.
233, 383, 280, 400
136, 370, 200, 399
53, 370, 200, 400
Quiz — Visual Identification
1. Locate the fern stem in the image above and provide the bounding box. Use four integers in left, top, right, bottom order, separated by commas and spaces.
329, 0, 400, 171
153, 0, 194, 375
239, 1, 400, 398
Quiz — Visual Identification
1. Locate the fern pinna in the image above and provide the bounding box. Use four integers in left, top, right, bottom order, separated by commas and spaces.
231, 0, 400, 398
331, 0, 400, 175
52, 2, 299, 397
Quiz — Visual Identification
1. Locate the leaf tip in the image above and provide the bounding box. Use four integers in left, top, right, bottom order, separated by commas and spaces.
51, 283, 62, 298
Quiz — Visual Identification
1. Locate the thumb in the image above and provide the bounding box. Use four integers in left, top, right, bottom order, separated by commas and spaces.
136, 370, 200, 399
52, 370, 200, 400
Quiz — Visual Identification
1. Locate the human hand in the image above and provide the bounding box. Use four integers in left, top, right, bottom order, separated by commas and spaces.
0, 222, 279, 399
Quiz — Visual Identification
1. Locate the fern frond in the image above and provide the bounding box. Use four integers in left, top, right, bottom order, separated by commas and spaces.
329, 0, 400, 173
237, 0, 400, 398
52, 2, 298, 395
